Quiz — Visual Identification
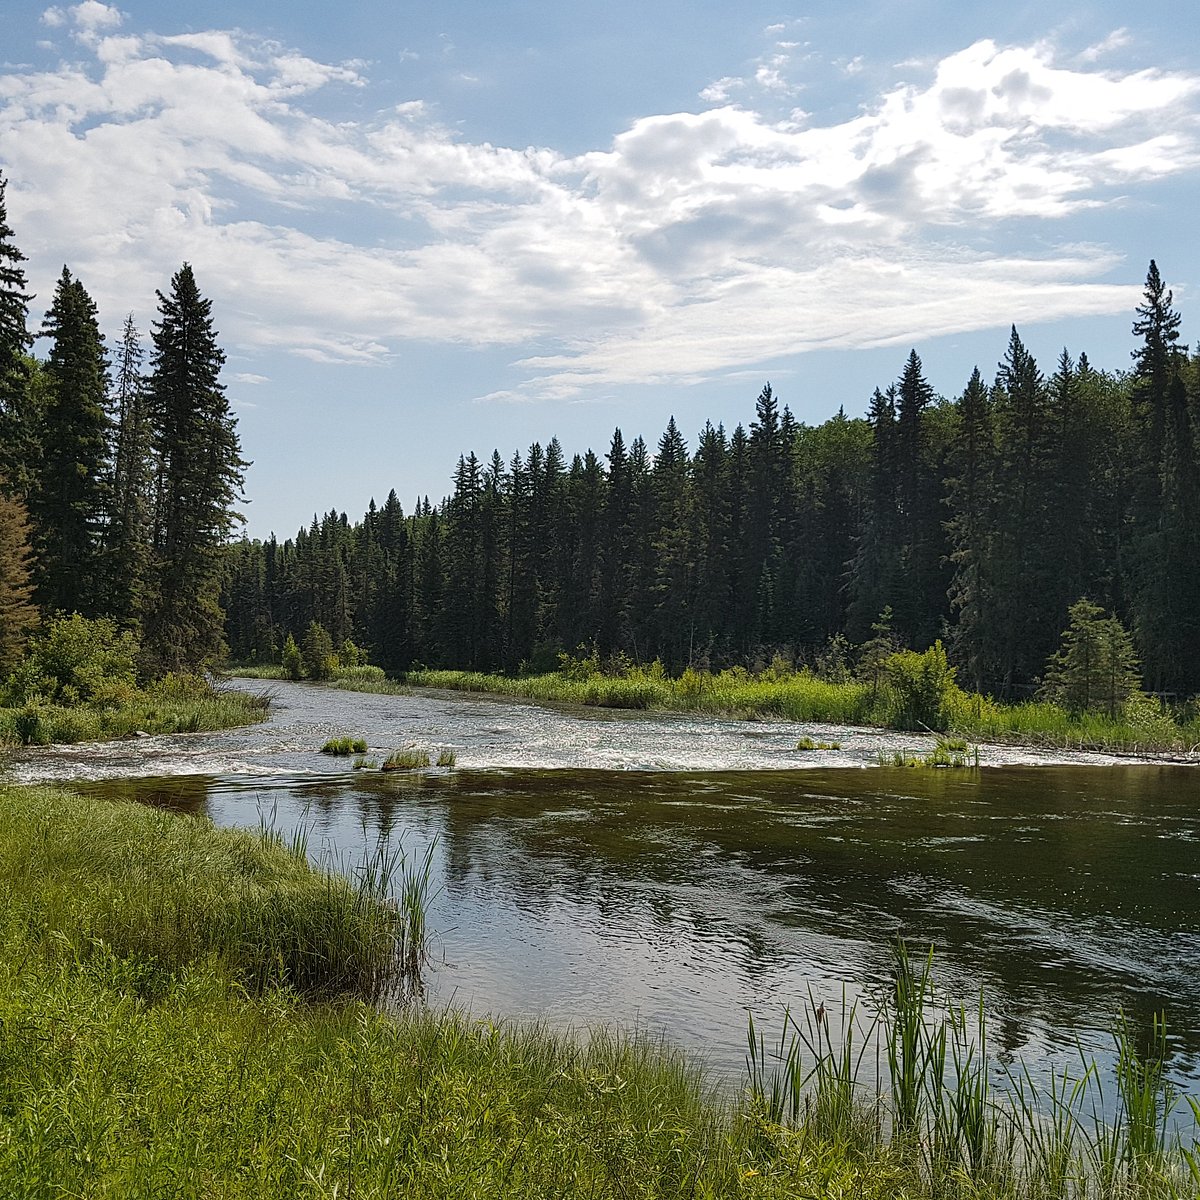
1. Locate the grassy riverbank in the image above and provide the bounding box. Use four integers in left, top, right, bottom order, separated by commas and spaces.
1, 784, 1196, 1196
0, 673, 270, 747
382, 666, 1199, 755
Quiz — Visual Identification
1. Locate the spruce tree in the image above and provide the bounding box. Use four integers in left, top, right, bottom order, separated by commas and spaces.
144, 264, 246, 673
0, 174, 35, 497
1041, 598, 1140, 716
33, 266, 111, 615
104, 314, 153, 623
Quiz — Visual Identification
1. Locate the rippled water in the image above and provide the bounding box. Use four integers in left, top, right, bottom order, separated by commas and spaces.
9, 679, 1200, 1094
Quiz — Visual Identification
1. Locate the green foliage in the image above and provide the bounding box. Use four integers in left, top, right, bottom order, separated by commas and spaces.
4, 613, 137, 705
882, 641, 961, 731
300, 619, 336, 680
280, 633, 303, 680
796, 737, 840, 751
1041, 597, 1141, 717
383, 746, 432, 770
435, 748, 457, 767
320, 736, 367, 755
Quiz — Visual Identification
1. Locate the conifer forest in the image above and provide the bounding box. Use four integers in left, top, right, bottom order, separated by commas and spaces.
2, 167, 1199, 702
222, 263, 1200, 702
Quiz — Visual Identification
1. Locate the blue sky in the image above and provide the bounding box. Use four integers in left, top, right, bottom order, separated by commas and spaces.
3, 1, 1198, 537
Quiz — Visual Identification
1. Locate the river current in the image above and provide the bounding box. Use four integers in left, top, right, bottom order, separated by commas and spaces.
8, 678, 1199, 1094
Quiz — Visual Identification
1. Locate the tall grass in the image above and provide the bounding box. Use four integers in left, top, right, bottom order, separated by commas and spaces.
745, 942, 1198, 1197
399, 667, 1198, 754
0, 785, 412, 1001
0, 678, 270, 747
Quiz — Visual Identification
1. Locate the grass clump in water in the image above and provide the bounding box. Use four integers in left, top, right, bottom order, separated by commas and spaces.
879, 738, 980, 769
352, 754, 377, 770
436, 748, 457, 767
796, 736, 841, 751
320, 736, 368, 755
384, 746, 432, 771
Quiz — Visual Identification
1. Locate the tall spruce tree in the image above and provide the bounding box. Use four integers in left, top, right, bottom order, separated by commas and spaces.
103, 314, 153, 623
0, 174, 35, 498
144, 264, 245, 672
33, 266, 111, 614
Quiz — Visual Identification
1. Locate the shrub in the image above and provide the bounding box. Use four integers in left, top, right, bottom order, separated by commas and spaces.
883, 641, 961, 731
301, 621, 336, 681
6, 615, 139, 705
281, 634, 303, 681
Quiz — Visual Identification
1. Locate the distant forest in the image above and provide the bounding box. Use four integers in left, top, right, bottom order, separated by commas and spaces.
222, 262, 1200, 700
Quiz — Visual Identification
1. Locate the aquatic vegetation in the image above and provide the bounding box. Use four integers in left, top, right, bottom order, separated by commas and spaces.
436, 748, 457, 767
351, 754, 377, 769
383, 746, 432, 770
796, 737, 841, 751
320, 736, 368, 755
878, 738, 980, 769
746, 943, 1197, 1197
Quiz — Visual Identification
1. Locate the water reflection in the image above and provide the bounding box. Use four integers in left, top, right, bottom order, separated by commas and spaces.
77, 763, 1200, 1090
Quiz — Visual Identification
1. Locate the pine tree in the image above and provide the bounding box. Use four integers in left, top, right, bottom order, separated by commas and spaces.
32, 267, 111, 615
0, 488, 38, 674
103, 314, 154, 623
143, 264, 246, 673
0, 174, 35, 498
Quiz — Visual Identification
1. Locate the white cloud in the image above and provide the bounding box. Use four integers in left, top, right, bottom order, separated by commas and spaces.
40, 8, 67, 29
232, 372, 270, 384
0, 26, 1197, 402
1078, 28, 1132, 64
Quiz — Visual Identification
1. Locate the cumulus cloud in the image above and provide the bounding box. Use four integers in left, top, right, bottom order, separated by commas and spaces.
0, 24, 1197, 403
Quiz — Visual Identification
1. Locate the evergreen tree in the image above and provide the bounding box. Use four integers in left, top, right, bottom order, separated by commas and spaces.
103, 314, 153, 623
0, 174, 35, 497
1041, 598, 1140, 716
32, 267, 111, 615
143, 264, 246, 672
0, 487, 38, 674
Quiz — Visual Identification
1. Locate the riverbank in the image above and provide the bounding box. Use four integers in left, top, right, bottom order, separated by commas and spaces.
2, 783, 1195, 1197
230, 662, 1200, 758
0, 675, 270, 747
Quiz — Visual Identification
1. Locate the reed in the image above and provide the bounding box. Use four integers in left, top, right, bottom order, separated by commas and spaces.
744, 942, 1198, 1197
383, 746, 431, 770
320, 736, 368, 755
436, 748, 457, 767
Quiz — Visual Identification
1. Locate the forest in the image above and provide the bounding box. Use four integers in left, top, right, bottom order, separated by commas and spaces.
222, 263, 1200, 702
0, 173, 245, 693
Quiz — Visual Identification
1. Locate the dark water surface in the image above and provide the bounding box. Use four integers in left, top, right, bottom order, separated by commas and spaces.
10, 679, 1200, 1092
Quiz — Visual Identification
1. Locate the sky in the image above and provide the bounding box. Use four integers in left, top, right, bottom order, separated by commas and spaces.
2, 1, 1199, 538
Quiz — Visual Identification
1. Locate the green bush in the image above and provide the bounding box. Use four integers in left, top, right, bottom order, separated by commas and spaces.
5, 615, 139, 705
281, 633, 303, 680
883, 641, 961, 731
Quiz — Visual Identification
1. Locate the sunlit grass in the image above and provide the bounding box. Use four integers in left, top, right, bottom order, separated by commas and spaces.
0, 678, 269, 747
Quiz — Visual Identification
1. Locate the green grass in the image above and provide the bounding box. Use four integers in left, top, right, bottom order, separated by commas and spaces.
0, 785, 411, 1001
0, 678, 270, 747
436, 748, 457, 767
1, 786, 1196, 1197
383, 746, 432, 770
395, 667, 1199, 756
796, 737, 841, 751
320, 736, 368, 755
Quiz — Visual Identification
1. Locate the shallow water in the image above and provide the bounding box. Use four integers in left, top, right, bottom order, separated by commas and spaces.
9, 679, 1200, 1095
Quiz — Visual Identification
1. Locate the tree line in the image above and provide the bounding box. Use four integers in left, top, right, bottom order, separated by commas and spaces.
222, 262, 1200, 700
0, 173, 246, 677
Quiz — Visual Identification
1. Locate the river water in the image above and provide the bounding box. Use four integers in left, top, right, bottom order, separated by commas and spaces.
8, 679, 1199, 1096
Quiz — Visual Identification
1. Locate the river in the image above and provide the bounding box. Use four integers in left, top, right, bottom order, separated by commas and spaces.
7, 678, 1199, 1097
